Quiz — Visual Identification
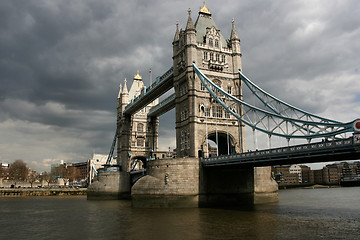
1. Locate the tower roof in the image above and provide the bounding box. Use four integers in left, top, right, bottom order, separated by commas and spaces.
128, 70, 144, 100
186, 8, 195, 30
173, 21, 180, 42
230, 18, 240, 40
194, 5, 227, 47
122, 79, 128, 94
117, 83, 122, 98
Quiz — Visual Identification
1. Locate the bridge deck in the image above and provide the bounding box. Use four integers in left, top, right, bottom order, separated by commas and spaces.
203, 136, 360, 167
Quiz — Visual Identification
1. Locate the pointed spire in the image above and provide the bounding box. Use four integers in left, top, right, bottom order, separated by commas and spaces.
186, 8, 195, 30
173, 21, 180, 42
230, 18, 240, 40
118, 83, 122, 98
134, 70, 142, 80
199, 1, 211, 15
122, 78, 128, 94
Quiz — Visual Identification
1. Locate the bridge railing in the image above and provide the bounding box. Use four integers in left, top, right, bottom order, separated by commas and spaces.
203, 134, 359, 163
124, 67, 174, 113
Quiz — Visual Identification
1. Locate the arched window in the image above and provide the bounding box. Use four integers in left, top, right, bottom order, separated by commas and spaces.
137, 138, 144, 147
137, 123, 144, 132
209, 39, 213, 47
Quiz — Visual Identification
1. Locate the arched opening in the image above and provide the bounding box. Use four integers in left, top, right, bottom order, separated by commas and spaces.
205, 132, 236, 157
130, 156, 147, 171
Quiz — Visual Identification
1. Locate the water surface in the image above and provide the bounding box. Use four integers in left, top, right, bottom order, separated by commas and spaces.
0, 187, 359, 239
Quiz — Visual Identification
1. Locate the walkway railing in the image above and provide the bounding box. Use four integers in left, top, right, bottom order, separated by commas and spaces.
203, 134, 360, 166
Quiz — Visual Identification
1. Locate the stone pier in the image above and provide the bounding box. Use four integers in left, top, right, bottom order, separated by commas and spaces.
131, 157, 278, 208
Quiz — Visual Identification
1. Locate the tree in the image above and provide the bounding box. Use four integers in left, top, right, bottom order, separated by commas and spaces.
54, 164, 80, 186
27, 170, 37, 188
41, 172, 52, 187
8, 160, 29, 186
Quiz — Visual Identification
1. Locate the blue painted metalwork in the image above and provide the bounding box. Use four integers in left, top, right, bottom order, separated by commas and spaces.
105, 129, 117, 165
193, 63, 358, 140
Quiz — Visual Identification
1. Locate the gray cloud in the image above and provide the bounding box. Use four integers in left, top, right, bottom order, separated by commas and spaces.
0, 0, 359, 171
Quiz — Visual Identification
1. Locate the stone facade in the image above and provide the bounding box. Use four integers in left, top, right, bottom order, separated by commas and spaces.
173, 6, 245, 159
117, 72, 159, 172
132, 157, 200, 207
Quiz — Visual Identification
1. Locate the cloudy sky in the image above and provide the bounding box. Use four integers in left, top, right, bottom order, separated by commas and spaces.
1, 0, 359, 172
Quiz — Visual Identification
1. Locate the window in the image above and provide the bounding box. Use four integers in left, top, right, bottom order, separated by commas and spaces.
212, 105, 223, 118
216, 54, 219, 62
131, 141, 136, 147
225, 111, 230, 119
215, 40, 219, 48
210, 53, 214, 61
137, 139, 144, 147
203, 52, 208, 60
205, 107, 210, 117
181, 109, 189, 121
209, 39, 213, 47
221, 55, 226, 63
227, 86, 232, 94
137, 123, 144, 132
201, 83, 205, 91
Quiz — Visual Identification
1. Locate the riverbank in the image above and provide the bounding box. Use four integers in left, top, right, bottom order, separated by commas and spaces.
278, 184, 341, 190
0, 188, 87, 197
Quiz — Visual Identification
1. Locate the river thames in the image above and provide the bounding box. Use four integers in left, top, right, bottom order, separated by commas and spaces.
0, 187, 359, 240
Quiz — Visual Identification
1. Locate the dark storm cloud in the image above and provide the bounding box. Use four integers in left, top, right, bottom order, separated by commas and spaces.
0, 0, 359, 171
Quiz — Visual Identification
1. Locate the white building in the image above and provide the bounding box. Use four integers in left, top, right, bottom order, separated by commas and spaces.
88, 154, 117, 183
289, 164, 302, 183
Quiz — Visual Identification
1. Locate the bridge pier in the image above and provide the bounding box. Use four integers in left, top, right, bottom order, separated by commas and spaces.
131, 157, 200, 208
87, 170, 130, 200
131, 157, 278, 208
199, 166, 278, 207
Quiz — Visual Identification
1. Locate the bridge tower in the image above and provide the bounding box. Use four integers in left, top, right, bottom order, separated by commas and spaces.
117, 72, 159, 171
114, 72, 159, 197
173, 5, 245, 158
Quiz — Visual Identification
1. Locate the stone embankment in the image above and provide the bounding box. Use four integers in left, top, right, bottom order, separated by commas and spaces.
0, 188, 87, 196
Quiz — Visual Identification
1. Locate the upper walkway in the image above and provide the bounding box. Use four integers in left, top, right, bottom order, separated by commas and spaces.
123, 67, 174, 116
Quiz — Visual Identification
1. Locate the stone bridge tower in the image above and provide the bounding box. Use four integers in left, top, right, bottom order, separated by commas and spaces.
173, 4, 245, 158
117, 72, 159, 172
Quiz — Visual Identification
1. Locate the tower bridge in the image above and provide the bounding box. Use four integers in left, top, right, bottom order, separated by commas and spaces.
88, 3, 360, 207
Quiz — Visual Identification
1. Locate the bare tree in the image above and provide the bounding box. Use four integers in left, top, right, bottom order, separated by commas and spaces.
65, 166, 80, 183
9, 160, 29, 187
41, 172, 52, 187
54, 164, 80, 186
27, 170, 37, 188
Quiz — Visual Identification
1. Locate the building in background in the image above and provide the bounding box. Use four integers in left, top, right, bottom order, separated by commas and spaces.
272, 161, 360, 187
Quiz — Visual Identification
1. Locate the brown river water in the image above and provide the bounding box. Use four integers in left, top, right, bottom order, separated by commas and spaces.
0, 187, 359, 240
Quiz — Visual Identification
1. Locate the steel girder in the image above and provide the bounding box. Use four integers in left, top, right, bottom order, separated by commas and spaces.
193, 63, 359, 140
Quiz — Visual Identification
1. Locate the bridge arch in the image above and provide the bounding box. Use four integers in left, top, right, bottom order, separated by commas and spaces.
202, 131, 237, 157
130, 156, 147, 171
